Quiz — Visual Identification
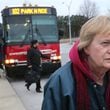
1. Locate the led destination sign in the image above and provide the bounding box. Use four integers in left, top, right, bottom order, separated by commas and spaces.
10, 8, 48, 15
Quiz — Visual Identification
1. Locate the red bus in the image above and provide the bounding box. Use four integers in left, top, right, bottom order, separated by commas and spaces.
1, 6, 62, 77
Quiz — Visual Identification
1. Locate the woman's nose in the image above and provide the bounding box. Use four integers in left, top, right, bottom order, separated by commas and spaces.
108, 46, 110, 53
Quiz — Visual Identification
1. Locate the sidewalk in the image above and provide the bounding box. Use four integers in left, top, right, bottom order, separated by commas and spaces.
0, 74, 26, 110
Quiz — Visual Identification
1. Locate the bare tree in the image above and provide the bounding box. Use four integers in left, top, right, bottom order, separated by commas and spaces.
79, 0, 98, 19
107, 9, 110, 15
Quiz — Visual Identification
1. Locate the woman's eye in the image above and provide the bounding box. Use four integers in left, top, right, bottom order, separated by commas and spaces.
101, 42, 110, 46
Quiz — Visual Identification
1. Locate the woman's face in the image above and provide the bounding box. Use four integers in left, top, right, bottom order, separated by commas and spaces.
84, 34, 110, 70
33, 42, 39, 48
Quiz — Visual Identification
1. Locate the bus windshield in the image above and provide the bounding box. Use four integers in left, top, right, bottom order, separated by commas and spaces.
5, 16, 32, 43
5, 15, 58, 43
32, 15, 58, 42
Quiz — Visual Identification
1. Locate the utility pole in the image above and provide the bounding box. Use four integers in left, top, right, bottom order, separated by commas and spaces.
63, 0, 72, 44
68, 4, 72, 44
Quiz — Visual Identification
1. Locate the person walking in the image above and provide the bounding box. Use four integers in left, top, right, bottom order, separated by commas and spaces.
25, 40, 49, 93
42, 16, 110, 110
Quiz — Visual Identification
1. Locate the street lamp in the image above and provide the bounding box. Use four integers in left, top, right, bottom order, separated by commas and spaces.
63, 0, 72, 44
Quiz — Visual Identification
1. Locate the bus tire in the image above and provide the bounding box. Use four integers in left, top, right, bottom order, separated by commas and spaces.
5, 67, 13, 77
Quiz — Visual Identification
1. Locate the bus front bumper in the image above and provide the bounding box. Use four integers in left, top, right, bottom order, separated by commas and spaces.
4, 61, 61, 76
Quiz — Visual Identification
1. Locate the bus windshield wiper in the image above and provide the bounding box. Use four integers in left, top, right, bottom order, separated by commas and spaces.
20, 29, 30, 47
35, 25, 46, 45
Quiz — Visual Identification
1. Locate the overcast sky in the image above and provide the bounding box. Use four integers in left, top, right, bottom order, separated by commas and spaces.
0, 0, 110, 22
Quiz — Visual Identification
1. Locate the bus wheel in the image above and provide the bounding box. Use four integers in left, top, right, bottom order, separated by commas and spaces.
5, 67, 13, 77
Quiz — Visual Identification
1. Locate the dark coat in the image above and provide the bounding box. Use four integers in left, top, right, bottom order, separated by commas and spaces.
27, 47, 48, 71
26, 47, 48, 83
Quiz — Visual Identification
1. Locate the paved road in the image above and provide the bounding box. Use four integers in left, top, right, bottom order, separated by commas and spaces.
9, 43, 73, 110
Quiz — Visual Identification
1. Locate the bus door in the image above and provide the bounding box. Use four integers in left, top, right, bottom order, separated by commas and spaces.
0, 27, 3, 68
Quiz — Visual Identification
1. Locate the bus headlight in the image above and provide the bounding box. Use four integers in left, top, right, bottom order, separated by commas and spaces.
5, 59, 18, 64
51, 55, 61, 60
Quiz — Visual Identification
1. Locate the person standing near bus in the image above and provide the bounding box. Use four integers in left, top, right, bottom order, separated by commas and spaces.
42, 16, 110, 110
25, 40, 49, 93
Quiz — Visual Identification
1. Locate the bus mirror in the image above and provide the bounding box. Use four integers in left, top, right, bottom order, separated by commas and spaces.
0, 23, 3, 38
0, 28, 3, 38
0, 29, 3, 41
58, 29, 64, 39
0, 29, 4, 45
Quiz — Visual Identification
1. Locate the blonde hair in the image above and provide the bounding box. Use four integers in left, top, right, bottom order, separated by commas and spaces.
78, 16, 110, 50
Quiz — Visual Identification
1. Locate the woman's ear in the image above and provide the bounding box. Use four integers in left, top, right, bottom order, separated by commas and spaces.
84, 47, 89, 56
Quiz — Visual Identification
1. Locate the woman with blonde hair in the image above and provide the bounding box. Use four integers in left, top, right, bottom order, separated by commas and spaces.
42, 16, 110, 110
